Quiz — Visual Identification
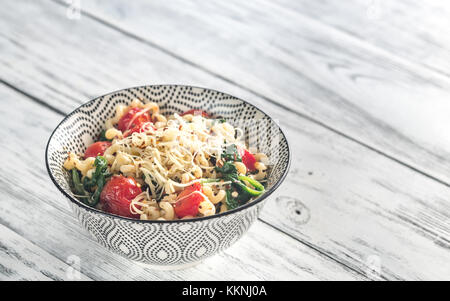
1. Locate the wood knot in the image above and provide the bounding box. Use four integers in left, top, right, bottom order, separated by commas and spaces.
276, 196, 310, 225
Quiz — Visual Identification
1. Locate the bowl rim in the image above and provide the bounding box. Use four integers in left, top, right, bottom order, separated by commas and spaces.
45, 84, 291, 224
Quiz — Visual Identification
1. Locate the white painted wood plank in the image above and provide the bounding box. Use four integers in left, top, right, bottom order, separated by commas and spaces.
0, 84, 361, 281
77, 0, 450, 186
264, 128, 450, 280
1, 0, 449, 279
273, 0, 450, 77
0, 223, 91, 281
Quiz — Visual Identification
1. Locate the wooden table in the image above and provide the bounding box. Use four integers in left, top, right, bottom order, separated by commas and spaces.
1, 0, 449, 281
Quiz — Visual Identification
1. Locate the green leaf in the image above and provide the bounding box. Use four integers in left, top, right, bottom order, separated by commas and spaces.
77, 156, 110, 207
215, 162, 239, 181
71, 169, 90, 201
89, 174, 105, 206
216, 161, 265, 210
200, 178, 220, 184
236, 175, 265, 196
221, 144, 242, 162
225, 190, 239, 210
99, 130, 112, 142
83, 156, 109, 189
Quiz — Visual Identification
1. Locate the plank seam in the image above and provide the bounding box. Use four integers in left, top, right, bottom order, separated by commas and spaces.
0, 79, 66, 116
258, 218, 376, 280
0, 219, 93, 281
264, 0, 450, 86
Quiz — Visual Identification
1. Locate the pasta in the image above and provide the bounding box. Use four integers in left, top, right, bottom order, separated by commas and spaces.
63, 99, 269, 220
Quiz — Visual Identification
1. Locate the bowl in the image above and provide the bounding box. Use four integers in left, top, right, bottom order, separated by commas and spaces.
46, 85, 290, 268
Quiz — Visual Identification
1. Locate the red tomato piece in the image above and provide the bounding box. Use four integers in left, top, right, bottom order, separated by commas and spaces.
117, 107, 151, 132
99, 175, 142, 218
238, 146, 257, 172
181, 109, 210, 118
173, 183, 204, 218
84, 141, 112, 159
123, 121, 155, 138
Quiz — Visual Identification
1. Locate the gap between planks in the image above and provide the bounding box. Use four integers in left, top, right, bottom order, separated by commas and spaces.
270, 0, 450, 81
258, 219, 377, 280
0, 219, 92, 280
50, 0, 450, 190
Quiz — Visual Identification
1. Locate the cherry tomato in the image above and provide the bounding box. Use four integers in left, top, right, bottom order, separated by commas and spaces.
123, 121, 155, 138
181, 109, 210, 118
99, 175, 142, 218
117, 107, 151, 132
84, 141, 112, 159
238, 146, 257, 172
173, 182, 204, 218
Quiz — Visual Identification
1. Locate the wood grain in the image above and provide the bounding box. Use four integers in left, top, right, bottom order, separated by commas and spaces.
0, 224, 91, 281
0, 0, 449, 280
0, 84, 362, 280
76, 0, 450, 186
273, 0, 450, 78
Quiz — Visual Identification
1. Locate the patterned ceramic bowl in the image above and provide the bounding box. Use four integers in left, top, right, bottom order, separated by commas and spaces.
45, 85, 290, 268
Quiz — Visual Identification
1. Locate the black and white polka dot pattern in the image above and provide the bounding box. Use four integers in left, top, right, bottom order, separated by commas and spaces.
45, 85, 290, 266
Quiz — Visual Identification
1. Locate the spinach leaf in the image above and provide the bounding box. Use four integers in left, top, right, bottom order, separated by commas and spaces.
225, 190, 239, 210
221, 144, 242, 162
90, 174, 106, 206
81, 156, 110, 206
83, 156, 109, 189
99, 130, 112, 142
217, 162, 265, 211
216, 161, 265, 194
235, 175, 265, 196
211, 118, 226, 126
71, 169, 90, 201
215, 161, 239, 181
216, 154, 265, 210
